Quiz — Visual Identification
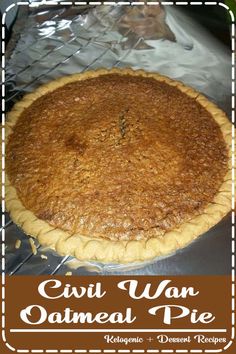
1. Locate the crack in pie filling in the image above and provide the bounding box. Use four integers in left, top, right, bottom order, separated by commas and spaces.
5, 69, 232, 263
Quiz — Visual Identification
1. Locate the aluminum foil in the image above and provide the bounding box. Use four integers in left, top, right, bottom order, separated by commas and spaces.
3, 3, 232, 275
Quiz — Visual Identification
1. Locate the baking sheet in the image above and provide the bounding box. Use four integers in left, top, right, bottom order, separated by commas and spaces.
3, 2, 232, 275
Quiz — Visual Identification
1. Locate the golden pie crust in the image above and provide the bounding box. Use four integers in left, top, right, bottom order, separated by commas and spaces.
5, 68, 232, 263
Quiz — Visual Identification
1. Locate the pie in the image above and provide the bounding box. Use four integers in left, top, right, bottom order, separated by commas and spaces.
5, 68, 232, 263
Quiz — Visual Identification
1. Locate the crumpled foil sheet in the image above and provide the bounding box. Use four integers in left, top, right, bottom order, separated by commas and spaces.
3, 2, 232, 275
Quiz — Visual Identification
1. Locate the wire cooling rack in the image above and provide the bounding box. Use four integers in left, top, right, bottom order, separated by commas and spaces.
3, 2, 232, 275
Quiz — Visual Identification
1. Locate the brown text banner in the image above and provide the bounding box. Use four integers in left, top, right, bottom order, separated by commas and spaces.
1, 276, 235, 353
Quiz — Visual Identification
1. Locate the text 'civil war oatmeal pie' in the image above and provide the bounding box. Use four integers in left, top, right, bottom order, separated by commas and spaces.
5, 68, 232, 263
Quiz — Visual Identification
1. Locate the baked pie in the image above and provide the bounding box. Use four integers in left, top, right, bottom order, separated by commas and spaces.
5, 68, 232, 263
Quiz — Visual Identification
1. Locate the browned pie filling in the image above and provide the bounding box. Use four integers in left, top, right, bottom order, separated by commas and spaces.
6, 74, 228, 241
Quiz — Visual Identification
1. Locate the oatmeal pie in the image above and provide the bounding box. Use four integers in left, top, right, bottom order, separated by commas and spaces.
5, 68, 232, 263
